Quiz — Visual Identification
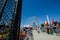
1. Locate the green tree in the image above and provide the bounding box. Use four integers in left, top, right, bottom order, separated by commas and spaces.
41, 24, 44, 28
58, 21, 60, 29
58, 21, 60, 25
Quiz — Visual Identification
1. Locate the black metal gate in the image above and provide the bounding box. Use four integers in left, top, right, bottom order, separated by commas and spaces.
0, 0, 22, 40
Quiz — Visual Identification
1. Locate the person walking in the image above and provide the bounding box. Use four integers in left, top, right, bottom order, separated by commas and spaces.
37, 27, 40, 33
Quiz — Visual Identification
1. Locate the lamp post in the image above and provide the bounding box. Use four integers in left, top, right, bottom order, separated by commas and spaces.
46, 15, 50, 25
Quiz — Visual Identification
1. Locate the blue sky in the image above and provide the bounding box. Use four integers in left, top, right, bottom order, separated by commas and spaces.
21, 0, 60, 27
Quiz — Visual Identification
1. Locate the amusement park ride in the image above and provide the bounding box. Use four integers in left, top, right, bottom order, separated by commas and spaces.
0, 0, 22, 40
43, 15, 60, 35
